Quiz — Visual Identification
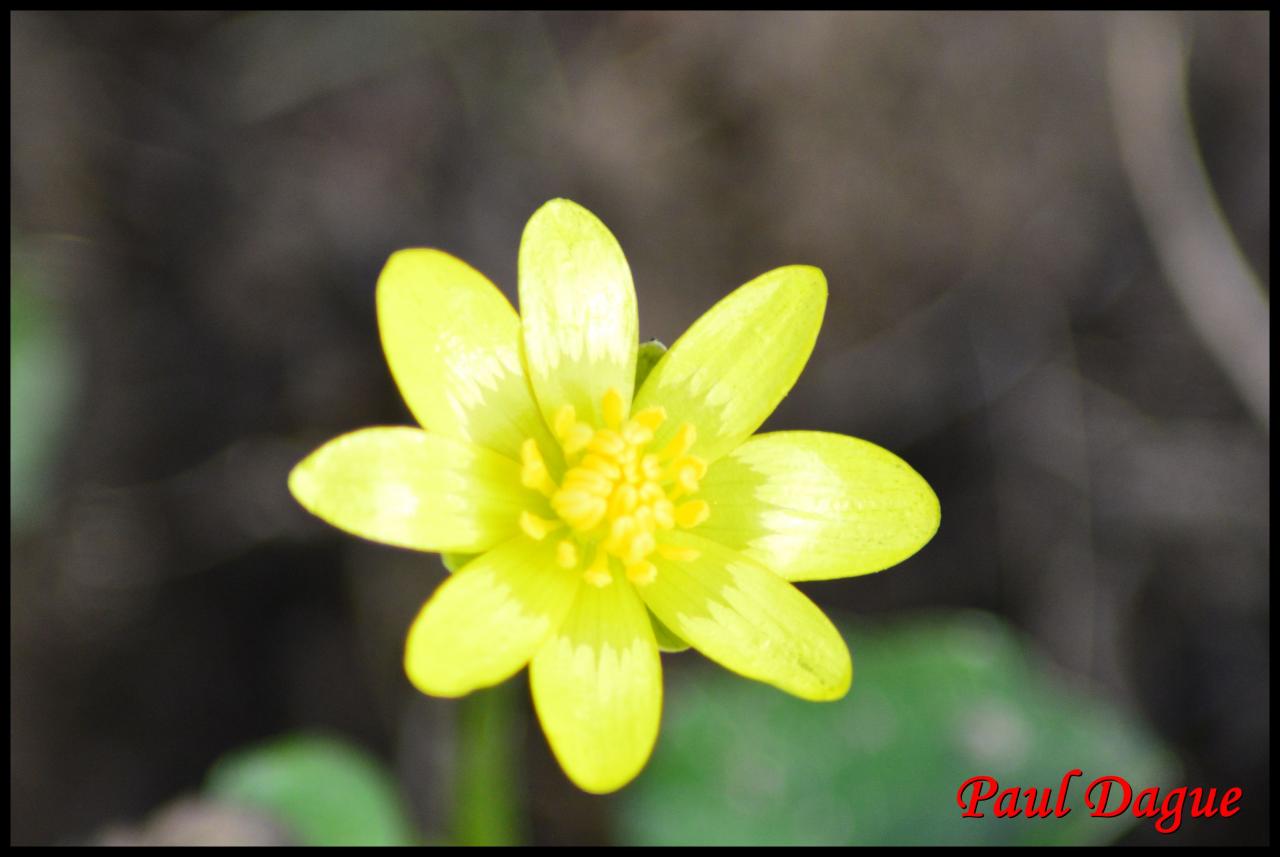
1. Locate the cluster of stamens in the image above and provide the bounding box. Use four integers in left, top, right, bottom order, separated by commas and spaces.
519, 388, 708, 587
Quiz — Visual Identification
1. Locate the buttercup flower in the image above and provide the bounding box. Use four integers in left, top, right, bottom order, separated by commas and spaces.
289, 199, 940, 793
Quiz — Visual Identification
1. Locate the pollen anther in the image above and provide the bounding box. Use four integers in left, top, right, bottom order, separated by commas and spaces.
521, 388, 708, 587
520, 510, 563, 541
556, 539, 579, 569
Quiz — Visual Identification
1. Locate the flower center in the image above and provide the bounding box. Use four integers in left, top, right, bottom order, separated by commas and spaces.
518, 388, 707, 587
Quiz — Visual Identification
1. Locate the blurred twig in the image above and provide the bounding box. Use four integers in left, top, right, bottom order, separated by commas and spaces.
1107, 12, 1270, 430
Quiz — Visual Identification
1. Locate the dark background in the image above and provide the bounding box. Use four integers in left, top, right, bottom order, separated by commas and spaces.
10, 11, 1268, 845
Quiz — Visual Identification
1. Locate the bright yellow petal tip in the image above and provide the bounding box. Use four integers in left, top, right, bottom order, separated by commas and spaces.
698, 432, 940, 581
634, 264, 827, 465
531, 582, 661, 794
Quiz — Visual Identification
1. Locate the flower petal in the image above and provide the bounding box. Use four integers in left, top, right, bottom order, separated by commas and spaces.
634, 265, 826, 465
378, 248, 555, 462
530, 580, 662, 794
404, 536, 580, 697
698, 431, 940, 581
642, 531, 851, 701
289, 427, 535, 554
519, 199, 638, 426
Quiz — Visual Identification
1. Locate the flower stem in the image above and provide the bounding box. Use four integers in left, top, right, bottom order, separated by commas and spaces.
453, 681, 522, 845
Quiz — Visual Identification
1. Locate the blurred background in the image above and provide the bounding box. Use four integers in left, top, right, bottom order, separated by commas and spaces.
10, 10, 1268, 846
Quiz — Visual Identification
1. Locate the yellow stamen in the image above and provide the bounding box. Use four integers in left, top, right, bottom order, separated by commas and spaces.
584, 550, 613, 587
626, 530, 655, 564
680, 456, 708, 480
667, 457, 708, 499
660, 423, 697, 461
602, 387, 625, 428
556, 539, 579, 569
633, 505, 655, 532
641, 454, 663, 481
552, 491, 607, 531
520, 510, 563, 541
520, 438, 557, 496
609, 483, 638, 517
562, 467, 611, 497
581, 454, 621, 481
588, 430, 626, 458
626, 561, 657, 586
622, 421, 653, 447
607, 515, 635, 549
638, 482, 664, 504
517, 389, 708, 589
675, 499, 710, 528
553, 404, 577, 441
653, 498, 675, 529
631, 406, 666, 431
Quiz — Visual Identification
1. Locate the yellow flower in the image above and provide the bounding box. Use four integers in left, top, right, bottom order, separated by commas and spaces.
288, 199, 940, 794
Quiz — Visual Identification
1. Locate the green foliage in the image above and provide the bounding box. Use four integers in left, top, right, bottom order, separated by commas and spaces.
205, 734, 418, 846
620, 611, 1176, 846
10, 244, 76, 532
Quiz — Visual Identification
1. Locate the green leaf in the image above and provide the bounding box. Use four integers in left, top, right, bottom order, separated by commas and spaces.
205, 733, 419, 846
620, 611, 1176, 846
11, 241, 77, 532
